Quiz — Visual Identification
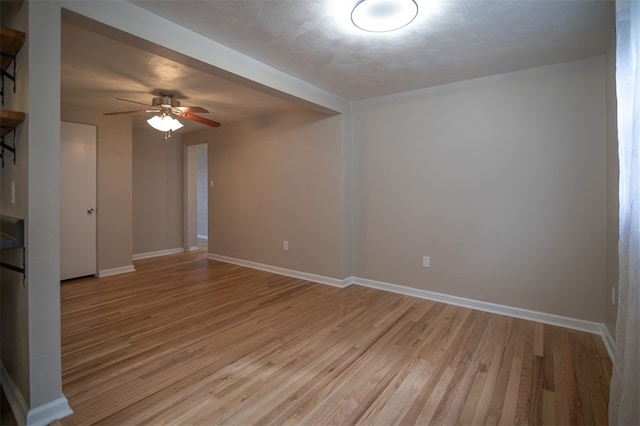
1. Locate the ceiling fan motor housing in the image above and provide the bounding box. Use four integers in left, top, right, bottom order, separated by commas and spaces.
152, 92, 180, 108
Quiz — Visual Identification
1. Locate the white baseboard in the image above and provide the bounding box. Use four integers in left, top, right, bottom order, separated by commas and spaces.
98, 265, 136, 277
352, 276, 605, 335
189, 246, 200, 252
197, 234, 208, 240
348, 276, 614, 358
1, 363, 73, 426
26, 397, 73, 426
204, 256, 611, 354
132, 248, 184, 261
207, 254, 349, 288
602, 324, 615, 360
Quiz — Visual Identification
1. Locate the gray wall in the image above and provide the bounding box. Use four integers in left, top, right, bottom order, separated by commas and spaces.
184, 108, 344, 279
132, 126, 184, 255
352, 57, 607, 322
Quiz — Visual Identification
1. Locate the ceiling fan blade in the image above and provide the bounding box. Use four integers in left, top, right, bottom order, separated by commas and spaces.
116, 97, 152, 107
181, 112, 221, 128
104, 109, 150, 116
175, 106, 209, 114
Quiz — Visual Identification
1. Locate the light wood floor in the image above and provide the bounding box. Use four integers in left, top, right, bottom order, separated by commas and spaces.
59, 250, 611, 425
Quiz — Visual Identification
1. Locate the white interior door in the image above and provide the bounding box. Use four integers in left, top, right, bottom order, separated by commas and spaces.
60, 121, 97, 280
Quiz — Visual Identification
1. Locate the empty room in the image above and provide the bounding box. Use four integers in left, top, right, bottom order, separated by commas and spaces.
0, 0, 638, 425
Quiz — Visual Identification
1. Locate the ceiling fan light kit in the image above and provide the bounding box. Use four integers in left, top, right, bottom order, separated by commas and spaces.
104, 91, 221, 139
147, 114, 184, 132
351, 0, 418, 32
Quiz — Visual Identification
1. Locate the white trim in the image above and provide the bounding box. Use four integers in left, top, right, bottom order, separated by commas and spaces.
352, 277, 605, 335
26, 397, 73, 426
205, 257, 612, 350
98, 265, 136, 277
189, 246, 200, 252
602, 324, 615, 361
1, 363, 73, 426
197, 234, 209, 240
132, 248, 184, 261
342, 276, 356, 287
1, 363, 28, 425
207, 254, 348, 288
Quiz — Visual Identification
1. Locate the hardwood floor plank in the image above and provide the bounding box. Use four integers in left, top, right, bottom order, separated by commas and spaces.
470, 316, 511, 425
58, 251, 612, 425
514, 322, 535, 425
530, 354, 546, 424
426, 311, 489, 425
543, 389, 557, 424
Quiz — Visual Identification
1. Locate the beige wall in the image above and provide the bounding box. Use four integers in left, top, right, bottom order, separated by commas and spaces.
61, 104, 133, 272
604, 35, 619, 335
184, 108, 344, 278
132, 127, 183, 255
352, 57, 606, 322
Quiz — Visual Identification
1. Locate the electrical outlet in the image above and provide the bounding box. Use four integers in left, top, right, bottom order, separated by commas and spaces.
422, 256, 430, 268
283, 240, 289, 251
611, 286, 616, 305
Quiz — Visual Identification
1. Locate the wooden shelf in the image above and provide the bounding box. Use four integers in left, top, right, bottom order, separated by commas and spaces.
0, 109, 25, 137
0, 26, 26, 72
0, 25, 25, 168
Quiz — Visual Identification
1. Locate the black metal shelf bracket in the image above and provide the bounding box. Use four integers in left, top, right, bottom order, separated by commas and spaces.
0, 52, 17, 106
1, 215, 26, 285
0, 246, 26, 286
0, 129, 17, 168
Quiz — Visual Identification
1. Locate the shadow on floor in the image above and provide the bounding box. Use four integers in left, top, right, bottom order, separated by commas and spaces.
1, 387, 18, 425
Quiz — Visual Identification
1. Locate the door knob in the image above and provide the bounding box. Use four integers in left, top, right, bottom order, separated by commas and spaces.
87, 208, 95, 215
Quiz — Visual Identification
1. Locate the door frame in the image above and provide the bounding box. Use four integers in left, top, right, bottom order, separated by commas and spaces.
183, 142, 208, 252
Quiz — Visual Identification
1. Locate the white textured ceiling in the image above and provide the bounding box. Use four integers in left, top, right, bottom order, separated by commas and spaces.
130, 0, 614, 100
61, 0, 614, 131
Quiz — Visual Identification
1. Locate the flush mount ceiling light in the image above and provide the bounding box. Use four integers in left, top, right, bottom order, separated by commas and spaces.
351, 0, 418, 32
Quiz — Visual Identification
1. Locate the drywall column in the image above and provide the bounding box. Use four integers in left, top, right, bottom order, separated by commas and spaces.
342, 107, 353, 280
26, 1, 72, 423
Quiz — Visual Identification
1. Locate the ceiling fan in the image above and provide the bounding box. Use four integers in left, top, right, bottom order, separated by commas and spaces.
104, 91, 221, 136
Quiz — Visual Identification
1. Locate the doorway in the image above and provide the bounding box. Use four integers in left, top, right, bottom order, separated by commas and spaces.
185, 143, 208, 251
60, 121, 97, 280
